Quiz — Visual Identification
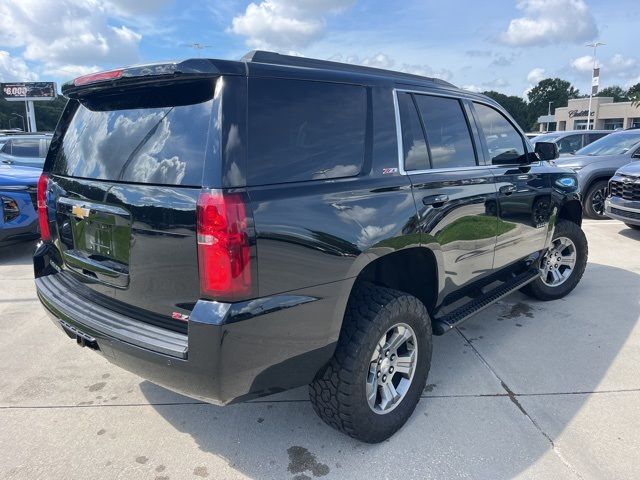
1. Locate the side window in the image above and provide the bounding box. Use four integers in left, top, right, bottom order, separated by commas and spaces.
588, 132, 607, 144
248, 78, 366, 185
556, 134, 582, 154
10, 139, 40, 157
414, 95, 477, 169
473, 103, 526, 164
0, 140, 10, 154
397, 92, 428, 171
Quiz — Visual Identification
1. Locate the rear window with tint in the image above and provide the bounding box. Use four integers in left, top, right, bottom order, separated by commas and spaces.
248, 78, 366, 185
52, 81, 215, 186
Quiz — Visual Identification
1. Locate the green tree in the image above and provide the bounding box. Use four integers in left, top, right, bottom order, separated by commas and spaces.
0, 96, 67, 132
597, 85, 628, 102
482, 90, 530, 131
628, 83, 640, 97
527, 78, 580, 130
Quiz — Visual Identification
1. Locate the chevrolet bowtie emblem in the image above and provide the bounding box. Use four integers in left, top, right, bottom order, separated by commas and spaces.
71, 205, 91, 219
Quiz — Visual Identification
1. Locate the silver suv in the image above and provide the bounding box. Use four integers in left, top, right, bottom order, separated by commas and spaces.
0, 134, 52, 168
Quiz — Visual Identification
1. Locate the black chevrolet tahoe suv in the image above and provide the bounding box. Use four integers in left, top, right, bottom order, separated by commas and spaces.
34, 51, 588, 443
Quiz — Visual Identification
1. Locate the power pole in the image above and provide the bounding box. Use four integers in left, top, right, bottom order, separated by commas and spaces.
585, 41, 604, 131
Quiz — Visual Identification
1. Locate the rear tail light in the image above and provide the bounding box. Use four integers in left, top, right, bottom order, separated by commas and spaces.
73, 69, 124, 86
196, 190, 252, 300
37, 173, 51, 241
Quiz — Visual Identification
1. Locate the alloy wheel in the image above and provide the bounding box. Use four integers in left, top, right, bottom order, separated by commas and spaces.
591, 186, 608, 217
540, 236, 577, 287
366, 323, 418, 414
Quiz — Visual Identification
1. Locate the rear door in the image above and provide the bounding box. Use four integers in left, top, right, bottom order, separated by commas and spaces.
396, 90, 498, 297
47, 79, 217, 322
471, 102, 550, 270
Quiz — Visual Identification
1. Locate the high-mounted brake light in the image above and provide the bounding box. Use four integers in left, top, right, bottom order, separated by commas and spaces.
196, 191, 252, 300
73, 69, 124, 86
37, 173, 51, 241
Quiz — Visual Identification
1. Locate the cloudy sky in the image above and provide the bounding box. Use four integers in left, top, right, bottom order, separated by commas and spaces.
0, 0, 638, 98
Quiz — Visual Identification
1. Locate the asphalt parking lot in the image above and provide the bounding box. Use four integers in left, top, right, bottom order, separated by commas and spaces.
0, 219, 638, 480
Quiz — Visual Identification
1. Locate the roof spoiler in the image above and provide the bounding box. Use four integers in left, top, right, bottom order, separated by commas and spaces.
61, 59, 244, 98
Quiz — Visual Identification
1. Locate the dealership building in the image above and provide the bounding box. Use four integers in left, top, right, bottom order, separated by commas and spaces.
538, 97, 640, 132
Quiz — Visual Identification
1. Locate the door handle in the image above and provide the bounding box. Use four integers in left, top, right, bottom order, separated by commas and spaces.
422, 194, 449, 207
499, 184, 517, 195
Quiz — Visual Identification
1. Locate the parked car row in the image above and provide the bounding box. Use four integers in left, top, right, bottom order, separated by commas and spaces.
553, 129, 640, 219
530, 130, 610, 156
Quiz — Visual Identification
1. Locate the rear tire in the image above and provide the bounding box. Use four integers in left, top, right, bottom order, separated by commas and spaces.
521, 219, 588, 301
309, 283, 432, 443
625, 223, 640, 230
583, 180, 609, 219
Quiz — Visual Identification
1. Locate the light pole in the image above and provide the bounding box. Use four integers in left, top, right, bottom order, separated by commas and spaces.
547, 101, 554, 132
585, 41, 605, 131
11, 113, 25, 132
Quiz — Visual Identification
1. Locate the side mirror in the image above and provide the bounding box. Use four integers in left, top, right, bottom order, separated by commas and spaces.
492, 151, 536, 166
535, 141, 559, 161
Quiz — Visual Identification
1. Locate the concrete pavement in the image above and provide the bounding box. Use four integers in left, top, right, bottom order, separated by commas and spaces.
0, 219, 638, 479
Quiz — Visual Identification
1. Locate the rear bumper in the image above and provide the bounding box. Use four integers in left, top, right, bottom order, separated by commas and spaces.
35, 268, 347, 405
605, 196, 640, 226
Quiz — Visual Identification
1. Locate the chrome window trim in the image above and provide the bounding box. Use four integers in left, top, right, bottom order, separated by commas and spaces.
393, 87, 538, 175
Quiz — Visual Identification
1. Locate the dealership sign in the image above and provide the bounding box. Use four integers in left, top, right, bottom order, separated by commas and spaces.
1, 82, 57, 101
568, 109, 595, 118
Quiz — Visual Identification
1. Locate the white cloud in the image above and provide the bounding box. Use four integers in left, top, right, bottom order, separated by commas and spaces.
230, 0, 355, 51
570, 55, 594, 73
462, 85, 483, 93
0, 50, 37, 81
527, 67, 546, 84
0, 0, 143, 82
500, 0, 597, 47
330, 53, 453, 81
483, 78, 509, 89
609, 54, 637, 73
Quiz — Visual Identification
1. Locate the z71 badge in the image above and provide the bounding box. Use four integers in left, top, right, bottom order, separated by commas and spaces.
382, 167, 398, 175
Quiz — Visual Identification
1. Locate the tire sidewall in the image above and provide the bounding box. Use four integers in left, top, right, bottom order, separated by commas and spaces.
349, 297, 432, 442
584, 180, 609, 220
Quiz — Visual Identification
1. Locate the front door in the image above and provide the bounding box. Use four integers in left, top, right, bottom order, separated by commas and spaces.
470, 102, 550, 270
396, 90, 498, 299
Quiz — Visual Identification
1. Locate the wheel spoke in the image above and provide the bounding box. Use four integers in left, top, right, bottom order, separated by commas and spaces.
385, 326, 411, 353
366, 375, 379, 404
395, 349, 416, 375
550, 268, 562, 284
560, 253, 576, 267
379, 382, 400, 410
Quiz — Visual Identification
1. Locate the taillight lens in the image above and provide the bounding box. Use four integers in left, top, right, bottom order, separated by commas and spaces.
73, 69, 124, 86
196, 190, 252, 300
37, 173, 51, 241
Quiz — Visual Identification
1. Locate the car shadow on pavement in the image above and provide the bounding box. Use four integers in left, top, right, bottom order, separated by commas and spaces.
617, 227, 640, 241
140, 262, 640, 479
0, 240, 38, 266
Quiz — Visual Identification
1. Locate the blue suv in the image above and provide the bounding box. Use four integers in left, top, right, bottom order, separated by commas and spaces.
0, 164, 40, 245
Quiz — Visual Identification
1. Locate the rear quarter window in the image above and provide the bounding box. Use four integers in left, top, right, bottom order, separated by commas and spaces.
247, 78, 366, 185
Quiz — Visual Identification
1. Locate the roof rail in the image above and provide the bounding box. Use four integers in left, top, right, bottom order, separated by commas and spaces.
241, 50, 456, 87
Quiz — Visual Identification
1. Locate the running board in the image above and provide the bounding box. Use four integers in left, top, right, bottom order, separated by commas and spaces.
432, 269, 540, 335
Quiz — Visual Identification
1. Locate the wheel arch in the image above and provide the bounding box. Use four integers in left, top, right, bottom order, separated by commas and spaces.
557, 198, 583, 227
328, 247, 441, 343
